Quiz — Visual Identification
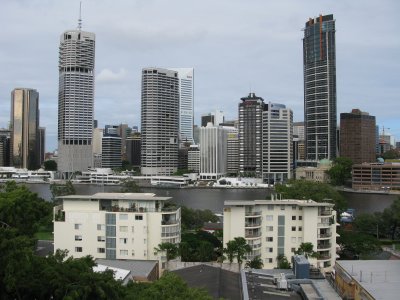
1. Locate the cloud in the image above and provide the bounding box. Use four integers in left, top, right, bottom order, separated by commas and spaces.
96, 68, 128, 83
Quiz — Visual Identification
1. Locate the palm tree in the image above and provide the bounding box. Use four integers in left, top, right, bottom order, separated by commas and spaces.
295, 242, 319, 259
234, 237, 251, 270
223, 240, 236, 264
245, 256, 264, 269
276, 254, 291, 269
154, 242, 178, 270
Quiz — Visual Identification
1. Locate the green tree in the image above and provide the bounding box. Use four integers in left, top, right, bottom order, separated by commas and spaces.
121, 160, 133, 171
0, 181, 52, 236
180, 206, 219, 230
382, 149, 400, 160
276, 254, 291, 269
43, 160, 57, 171
120, 178, 140, 193
223, 237, 251, 270
125, 271, 212, 300
50, 180, 76, 201
223, 240, 236, 264
326, 157, 353, 186
245, 256, 264, 269
274, 179, 347, 211
295, 242, 319, 258
382, 198, 400, 240
338, 230, 381, 259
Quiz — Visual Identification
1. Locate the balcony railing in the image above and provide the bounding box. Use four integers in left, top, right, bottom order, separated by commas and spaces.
161, 232, 180, 238
317, 254, 331, 260
100, 206, 178, 213
245, 232, 262, 238
161, 219, 179, 225
245, 211, 262, 217
318, 233, 332, 238
245, 221, 262, 227
317, 243, 332, 250
318, 222, 331, 228
319, 209, 332, 216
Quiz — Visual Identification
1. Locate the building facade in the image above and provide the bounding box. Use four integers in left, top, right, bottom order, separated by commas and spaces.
126, 134, 141, 168
53, 193, 181, 268
141, 68, 179, 176
262, 103, 293, 184
303, 14, 337, 161
187, 145, 200, 173
0, 129, 11, 167
201, 110, 225, 127
10, 88, 40, 170
239, 93, 265, 177
223, 199, 337, 271
199, 124, 227, 180
170, 68, 194, 146
340, 109, 376, 164
295, 159, 332, 182
352, 163, 400, 190
58, 28, 95, 177
226, 130, 239, 176
102, 136, 122, 169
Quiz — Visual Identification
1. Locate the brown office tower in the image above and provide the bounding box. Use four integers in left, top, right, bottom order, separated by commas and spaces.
340, 109, 376, 164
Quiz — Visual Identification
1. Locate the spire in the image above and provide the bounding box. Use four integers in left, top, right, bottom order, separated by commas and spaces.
78, 1, 82, 30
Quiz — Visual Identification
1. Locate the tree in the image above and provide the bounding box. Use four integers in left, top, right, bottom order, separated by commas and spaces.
382, 149, 400, 160
180, 206, 219, 231
223, 237, 251, 270
125, 271, 212, 300
180, 231, 222, 262
121, 160, 133, 171
223, 240, 236, 264
0, 181, 53, 236
50, 180, 76, 201
295, 242, 318, 259
276, 254, 291, 269
154, 242, 179, 269
338, 230, 381, 259
326, 157, 353, 186
43, 160, 57, 171
274, 179, 347, 211
381, 198, 400, 240
245, 256, 264, 269
120, 178, 140, 193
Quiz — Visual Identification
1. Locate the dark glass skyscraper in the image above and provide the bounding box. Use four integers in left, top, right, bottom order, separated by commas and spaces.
303, 14, 337, 160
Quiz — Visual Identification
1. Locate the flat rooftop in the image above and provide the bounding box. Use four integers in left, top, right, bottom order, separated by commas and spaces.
57, 192, 171, 201
225, 199, 334, 207
336, 260, 400, 300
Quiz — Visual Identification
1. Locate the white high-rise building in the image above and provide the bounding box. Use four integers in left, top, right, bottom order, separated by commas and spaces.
141, 68, 179, 176
223, 199, 337, 272
170, 68, 194, 146
262, 103, 293, 184
54, 193, 181, 268
57, 27, 95, 178
199, 123, 227, 180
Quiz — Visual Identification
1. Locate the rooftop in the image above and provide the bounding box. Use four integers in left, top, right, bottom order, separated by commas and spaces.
57, 192, 171, 201
336, 260, 400, 300
224, 199, 334, 208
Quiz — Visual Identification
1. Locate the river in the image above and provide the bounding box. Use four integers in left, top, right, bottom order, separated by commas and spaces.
24, 183, 399, 215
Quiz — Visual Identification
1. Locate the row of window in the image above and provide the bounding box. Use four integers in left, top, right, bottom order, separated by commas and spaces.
265, 215, 303, 221
74, 247, 148, 257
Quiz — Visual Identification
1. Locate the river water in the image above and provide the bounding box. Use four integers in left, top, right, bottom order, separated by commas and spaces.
24, 183, 398, 215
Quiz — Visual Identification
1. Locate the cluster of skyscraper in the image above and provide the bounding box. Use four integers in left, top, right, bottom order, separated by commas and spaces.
0, 13, 387, 177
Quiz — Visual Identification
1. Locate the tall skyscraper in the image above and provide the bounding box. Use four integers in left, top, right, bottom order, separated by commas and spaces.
340, 109, 376, 164
57, 24, 95, 178
0, 129, 11, 167
10, 88, 40, 170
303, 14, 337, 160
262, 103, 293, 184
170, 68, 194, 145
141, 68, 179, 176
201, 110, 225, 127
239, 93, 265, 177
39, 127, 46, 167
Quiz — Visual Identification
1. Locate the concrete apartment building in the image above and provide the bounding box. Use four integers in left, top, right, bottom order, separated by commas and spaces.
223, 199, 337, 271
54, 193, 181, 268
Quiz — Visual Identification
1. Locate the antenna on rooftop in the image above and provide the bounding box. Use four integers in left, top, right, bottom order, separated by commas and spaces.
78, 1, 82, 30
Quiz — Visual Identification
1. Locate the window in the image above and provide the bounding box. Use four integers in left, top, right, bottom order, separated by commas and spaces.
75, 235, 82, 241
97, 224, 105, 231
291, 237, 296, 243
267, 205, 274, 210
280, 206, 285, 210
144, 250, 147, 256
119, 214, 128, 220
131, 250, 135, 257
74, 224, 82, 230
119, 226, 128, 232
292, 226, 296, 231
266, 226, 273, 232
292, 205, 297, 210
120, 238, 127, 244
97, 236, 105, 242
291, 248, 296, 253
298, 237, 303, 243
299, 207, 303, 210
131, 226, 135, 233
299, 216, 303, 221
298, 226, 303, 231
292, 216, 296, 221
75, 247, 82, 252
268, 258, 273, 263
266, 237, 273, 242
120, 250, 128, 256
135, 215, 143, 221
267, 247, 273, 253
97, 248, 105, 253
266, 215, 273, 221
144, 239, 147, 244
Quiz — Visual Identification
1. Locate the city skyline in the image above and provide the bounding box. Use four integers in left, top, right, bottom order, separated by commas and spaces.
0, 0, 399, 151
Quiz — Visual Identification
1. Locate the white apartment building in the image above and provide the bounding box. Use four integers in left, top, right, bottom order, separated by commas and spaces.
54, 193, 181, 268
223, 199, 337, 272
199, 123, 228, 180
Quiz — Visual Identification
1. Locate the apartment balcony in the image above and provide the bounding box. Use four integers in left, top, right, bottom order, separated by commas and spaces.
245, 221, 262, 228
161, 231, 180, 238
161, 219, 179, 226
317, 243, 332, 250
317, 254, 332, 261
245, 211, 262, 217
317, 222, 331, 228
319, 209, 333, 216
317, 233, 332, 239
53, 205, 65, 222
245, 231, 262, 239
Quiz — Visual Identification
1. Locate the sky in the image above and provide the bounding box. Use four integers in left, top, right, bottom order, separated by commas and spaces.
0, 0, 399, 151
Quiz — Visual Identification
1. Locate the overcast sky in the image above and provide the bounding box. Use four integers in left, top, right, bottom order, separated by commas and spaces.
1, 0, 399, 151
